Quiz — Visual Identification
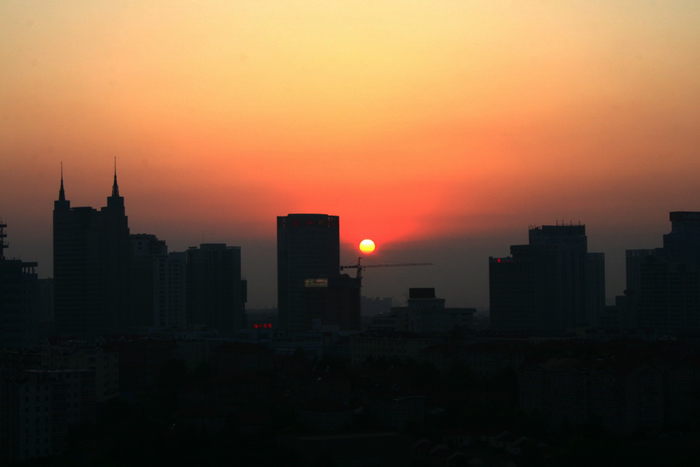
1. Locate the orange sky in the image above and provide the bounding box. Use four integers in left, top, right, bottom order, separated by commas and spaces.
2, 1, 700, 308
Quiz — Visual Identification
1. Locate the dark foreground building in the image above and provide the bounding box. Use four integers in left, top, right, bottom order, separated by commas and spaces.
304, 274, 361, 331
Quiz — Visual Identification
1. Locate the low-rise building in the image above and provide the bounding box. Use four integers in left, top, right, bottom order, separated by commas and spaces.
371, 288, 475, 335
0, 369, 96, 463
350, 331, 435, 367
519, 354, 665, 436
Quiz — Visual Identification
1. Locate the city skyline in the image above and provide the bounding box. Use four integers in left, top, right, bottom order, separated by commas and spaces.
2, 169, 695, 313
2, 1, 700, 309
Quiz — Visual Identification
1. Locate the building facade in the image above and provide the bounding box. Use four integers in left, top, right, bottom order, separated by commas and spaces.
130, 233, 167, 329
0, 369, 96, 463
129, 234, 188, 331
519, 356, 665, 435
157, 251, 187, 330
277, 214, 340, 334
304, 274, 361, 331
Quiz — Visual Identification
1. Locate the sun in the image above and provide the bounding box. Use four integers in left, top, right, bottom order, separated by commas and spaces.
359, 239, 376, 254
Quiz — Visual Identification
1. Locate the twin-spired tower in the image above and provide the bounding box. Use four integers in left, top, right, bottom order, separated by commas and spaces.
53, 167, 131, 336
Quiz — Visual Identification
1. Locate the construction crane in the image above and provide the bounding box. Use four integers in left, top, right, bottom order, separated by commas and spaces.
340, 257, 432, 282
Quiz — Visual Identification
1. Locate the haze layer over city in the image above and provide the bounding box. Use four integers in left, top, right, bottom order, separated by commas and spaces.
2, 1, 700, 309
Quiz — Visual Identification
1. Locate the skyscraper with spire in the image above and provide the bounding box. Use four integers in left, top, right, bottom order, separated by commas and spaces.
53, 163, 131, 337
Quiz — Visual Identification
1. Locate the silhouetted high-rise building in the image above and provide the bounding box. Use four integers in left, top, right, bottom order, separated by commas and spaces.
130, 233, 167, 329
130, 234, 188, 331
489, 224, 605, 334
277, 214, 340, 334
53, 167, 131, 337
626, 212, 700, 335
186, 243, 246, 335
0, 223, 39, 347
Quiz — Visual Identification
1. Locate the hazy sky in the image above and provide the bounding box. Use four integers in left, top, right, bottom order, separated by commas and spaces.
2, 1, 700, 309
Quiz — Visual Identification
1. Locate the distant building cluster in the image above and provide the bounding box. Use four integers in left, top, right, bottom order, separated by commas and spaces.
489, 214, 700, 339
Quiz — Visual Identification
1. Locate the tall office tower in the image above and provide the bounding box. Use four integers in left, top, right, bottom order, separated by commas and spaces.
277, 214, 340, 334
489, 224, 605, 334
626, 212, 700, 335
0, 223, 39, 347
186, 244, 246, 335
53, 167, 131, 337
130, 234, 167, 329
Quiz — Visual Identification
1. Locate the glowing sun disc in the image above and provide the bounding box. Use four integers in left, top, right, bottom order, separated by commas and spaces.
359, 239, 376, 254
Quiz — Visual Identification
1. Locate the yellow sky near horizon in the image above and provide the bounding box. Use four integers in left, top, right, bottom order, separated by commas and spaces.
2, 0, 700, 252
